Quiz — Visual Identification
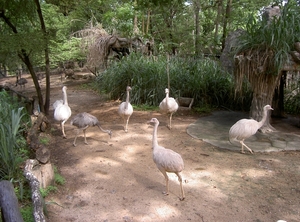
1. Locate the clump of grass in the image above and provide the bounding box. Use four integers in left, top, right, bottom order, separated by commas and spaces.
54, 166, 65, 186
95, 54, 252, 110
39, 137, 50, 145
0, 91, 29, 180
20, 205, 34, 222
40, 185, 58, 198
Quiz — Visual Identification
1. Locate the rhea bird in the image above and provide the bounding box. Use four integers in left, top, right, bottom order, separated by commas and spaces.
53, 86, 72, 138
15, 76, 28, 89
118, 86, 133, 132
149, 118, 185, 201
229, 104, 273, 154
159, 88, 178, 129
70, 112, 112, 147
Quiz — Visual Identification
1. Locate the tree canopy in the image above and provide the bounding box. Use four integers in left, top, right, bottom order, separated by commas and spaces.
1, 0, 297, 116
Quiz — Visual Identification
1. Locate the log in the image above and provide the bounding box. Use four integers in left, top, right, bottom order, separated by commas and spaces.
290, 51, 300, 64
0, 180, 24, 222
27, 113, 50, 151
24, 159, 46, 222
177, 97, 194, 109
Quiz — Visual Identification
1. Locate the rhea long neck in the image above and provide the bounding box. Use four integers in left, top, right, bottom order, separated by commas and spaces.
257, 107, 268, 128
63, 88, 69, 106
165, 92, 170, 105
125, 90, 130, 109
152, 122, 159, 148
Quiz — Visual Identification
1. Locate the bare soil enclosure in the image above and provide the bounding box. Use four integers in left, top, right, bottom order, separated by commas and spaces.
1, 73, 300, 222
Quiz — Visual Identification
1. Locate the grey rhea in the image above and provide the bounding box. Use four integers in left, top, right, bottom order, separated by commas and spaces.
15, 76, 28, 89
70, 112, 112, 146
118, 86, 133, 132
229, 105, 273, 154
53, 86, 72, 138
150, 118, 185, 201
159, 88, 179, 129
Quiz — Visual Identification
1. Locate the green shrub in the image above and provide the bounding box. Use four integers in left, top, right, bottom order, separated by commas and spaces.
96, 54, 252, 110
0, 90, 29, 180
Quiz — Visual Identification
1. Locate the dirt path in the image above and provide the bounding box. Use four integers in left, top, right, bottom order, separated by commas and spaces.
3, 74, 299, 222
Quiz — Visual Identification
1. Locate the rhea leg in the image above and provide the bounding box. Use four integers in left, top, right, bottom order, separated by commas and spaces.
125, 116, 130, 132
168, 113, 174, 130
73, 129, 80, 146
159, 169, 169, 196
61, 120, 67, 138
83, 129, 88, 144
82, 126, 90, 144
240, 140, 253, 154
175, 172, 185, 201
73, 126, 89, 146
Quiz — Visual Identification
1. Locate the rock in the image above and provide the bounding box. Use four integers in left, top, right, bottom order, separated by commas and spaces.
290, 51, 300, 63
177, 97, 194, 109
36, 146, 51, 164
30, 160, 55, 189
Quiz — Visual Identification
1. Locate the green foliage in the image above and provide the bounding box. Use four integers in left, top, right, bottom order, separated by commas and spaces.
96, 54, 252, 110
97, 53, 168, 106
40, 186, 58, 198
236, 2, 300, 72
284, 75, 300, 115
39, 137, 50, 145
20, 205, 34, 222
54, 166, 65, 185
39, 167, 65, 198
0, 91, 29, 181
193, 105, 212, 114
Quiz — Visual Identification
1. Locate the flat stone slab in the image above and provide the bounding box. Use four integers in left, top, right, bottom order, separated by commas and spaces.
187, 111, 300, 153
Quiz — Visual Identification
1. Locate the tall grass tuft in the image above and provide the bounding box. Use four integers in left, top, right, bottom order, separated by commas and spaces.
96, 54, 252, 110
0, 91, 29, 180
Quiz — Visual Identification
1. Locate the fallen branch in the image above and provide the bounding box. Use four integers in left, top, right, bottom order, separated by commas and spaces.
23, 159, 46, 222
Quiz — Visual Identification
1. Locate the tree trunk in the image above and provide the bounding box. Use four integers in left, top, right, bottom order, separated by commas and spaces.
0, 10, 45, 114
24, 159, 47, 222
133, 0, 139, 35
19, 52, 45, 114
249, 72, 282, 132
214, 0, 223, 45
0, 181, 24, 222
221, 0, 232, 51
146, 9, 151, 34
272, 71, 286, 117
34, 0, 51, 115
193, 0, 201, 56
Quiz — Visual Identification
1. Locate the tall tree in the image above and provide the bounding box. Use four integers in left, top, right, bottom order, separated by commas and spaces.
34, 0, 51, 115
193, 0, 201, 56
234, 3, 300, 130
0, 0, 47, 113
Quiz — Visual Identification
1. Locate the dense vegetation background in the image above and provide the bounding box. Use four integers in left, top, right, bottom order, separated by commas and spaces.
1, 0, 300, 220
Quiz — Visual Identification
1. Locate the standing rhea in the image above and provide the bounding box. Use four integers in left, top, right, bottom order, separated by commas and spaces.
15, 76, 28, 89
229, 105, 273, 154
118, 86, 133, 132
159, 88, 178, 129
149, 118, 185, 201
70, 112, 112, 147
53, 86, 72, 138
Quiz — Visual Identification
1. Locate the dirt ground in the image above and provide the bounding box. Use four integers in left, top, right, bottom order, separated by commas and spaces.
2, 73, 300, 222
